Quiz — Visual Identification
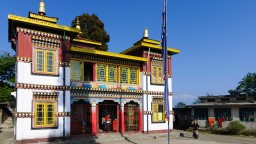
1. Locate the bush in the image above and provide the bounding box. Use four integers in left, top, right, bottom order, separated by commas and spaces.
226, 120, 246, 135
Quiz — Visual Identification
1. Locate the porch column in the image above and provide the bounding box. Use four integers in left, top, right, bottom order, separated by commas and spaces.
91, 102, 97, 135
120, 101, 125, 133
139, 105, 143, 132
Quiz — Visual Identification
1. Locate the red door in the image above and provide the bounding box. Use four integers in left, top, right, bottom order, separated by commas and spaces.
71, 103, 91, 135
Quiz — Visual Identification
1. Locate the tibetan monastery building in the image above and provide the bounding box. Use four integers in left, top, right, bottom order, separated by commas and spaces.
8, 1, 180, 143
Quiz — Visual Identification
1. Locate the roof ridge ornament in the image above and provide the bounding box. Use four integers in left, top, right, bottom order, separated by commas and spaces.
144, 28, 148, 39
75, 17, 81, 30
38, 0, 46, 16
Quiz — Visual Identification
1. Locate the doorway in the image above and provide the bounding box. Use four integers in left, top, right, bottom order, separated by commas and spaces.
71, 100, 91, 135
124, 101, 139, 131
98, 100, 119, 132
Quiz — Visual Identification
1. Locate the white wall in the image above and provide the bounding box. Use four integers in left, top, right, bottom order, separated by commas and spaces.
141, 73, 173, 131
17, 62, 64, 85
16, 117, 66, 140
16, 62, 71, 140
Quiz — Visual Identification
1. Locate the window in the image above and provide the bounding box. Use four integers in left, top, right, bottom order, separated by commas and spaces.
35, 102, 55, 127
70, 60, 84, 81
34, 48, 58, 75
108, 65, 117, 83
96, 64, 107, 82
32, 93, 58, 128
96, 64, 139, 84
239, 108, 256, 122
120, 67, 139, 84
130, 67, 138, 84
152, 98, 165, 123
151, 60, 164, 84
214, 108, 231, 121
120, 67, 129, 83
194, 108, 208, 120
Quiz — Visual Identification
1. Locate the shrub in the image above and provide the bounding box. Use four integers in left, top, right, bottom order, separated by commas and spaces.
226, 120, 246, 135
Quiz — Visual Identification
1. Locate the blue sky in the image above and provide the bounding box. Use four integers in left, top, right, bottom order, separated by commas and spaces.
1, 0, 256, 106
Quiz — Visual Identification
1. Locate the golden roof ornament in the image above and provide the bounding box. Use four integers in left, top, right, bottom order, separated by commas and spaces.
75, 17, 81, 30
38, 0, 46, 16
144, 28, 148, 38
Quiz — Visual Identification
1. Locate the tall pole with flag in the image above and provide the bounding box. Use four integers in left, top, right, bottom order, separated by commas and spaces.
161, 0, 170, 143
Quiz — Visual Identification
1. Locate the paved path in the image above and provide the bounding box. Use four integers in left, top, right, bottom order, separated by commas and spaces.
1, 129, 256, 144
0, 128, 14, 144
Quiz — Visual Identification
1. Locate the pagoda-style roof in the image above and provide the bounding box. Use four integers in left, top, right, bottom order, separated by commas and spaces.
120, 38, 180, 55
70, 46, 148, 62
8, 14, 80, 42
28, 12, 58, 23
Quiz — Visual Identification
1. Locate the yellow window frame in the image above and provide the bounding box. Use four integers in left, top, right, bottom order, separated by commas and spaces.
34, 102, 56, 128
129, 67, 139, 84
152, 99, 165, 123
151, 65, 164, 84
70, 60, 84, 81
34, 48, 57, 75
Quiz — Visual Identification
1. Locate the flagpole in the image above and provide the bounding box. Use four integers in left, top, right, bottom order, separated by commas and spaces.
161, 0, 170, 143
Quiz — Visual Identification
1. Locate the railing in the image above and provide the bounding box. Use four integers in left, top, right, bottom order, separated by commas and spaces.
70, 80, 141, 91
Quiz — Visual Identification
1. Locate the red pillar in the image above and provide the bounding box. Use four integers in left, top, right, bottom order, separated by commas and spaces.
91, 104, 97, 135
120, 103, 125, 133
139, 106, 143, 132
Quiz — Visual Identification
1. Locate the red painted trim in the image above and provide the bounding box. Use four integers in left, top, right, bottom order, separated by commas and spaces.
168, 57, 172, 76
120, 108, 125, 133
17, 33, 32, 58
139, 108, 143, 132
117, 105, 120, 132
96, 104, 99, 132
60, 40, 70, 63
91, 106, 97, 135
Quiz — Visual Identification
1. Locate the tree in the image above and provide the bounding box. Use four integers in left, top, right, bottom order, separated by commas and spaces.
175, 102, 187, 108
228, 73, 256, 96
0, 55, 16, 102
71, 13, 110, 51
0, 55, 16, 82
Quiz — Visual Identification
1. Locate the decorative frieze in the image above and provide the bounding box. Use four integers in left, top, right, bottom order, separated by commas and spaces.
17, 27, 69, 40
59, 62, 70, 67
16, 83, 70, 91
15, 112, 34, 118
70, 46, 147, 62
17, 57, 32, 63
70, 54, 141, 67
144, 111, 153, 115
32, 36, 60, 49
16, 83, 172, 96
15, 112, 71, 118
57, 112, 71, 117
33, 92, 58, 100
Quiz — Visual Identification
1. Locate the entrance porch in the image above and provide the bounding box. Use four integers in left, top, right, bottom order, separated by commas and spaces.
71, 99, 142, 136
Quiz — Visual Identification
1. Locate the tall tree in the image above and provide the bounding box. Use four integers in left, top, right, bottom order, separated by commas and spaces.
71, 13, 110, 51
0, 55, 16, 102
228, 73, 256, 96
175, 102, 187, 108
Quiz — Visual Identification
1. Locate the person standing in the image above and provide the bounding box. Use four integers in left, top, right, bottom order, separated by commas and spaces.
105, 114, 111, 132
192, 120, 199, 139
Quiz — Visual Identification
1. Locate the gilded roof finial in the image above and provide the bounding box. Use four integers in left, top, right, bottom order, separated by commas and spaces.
76, 17, 81, 30
144, 28, 148, 38
38, 0, 46, 16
